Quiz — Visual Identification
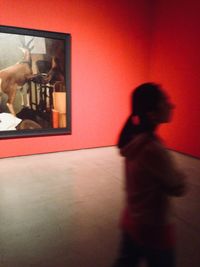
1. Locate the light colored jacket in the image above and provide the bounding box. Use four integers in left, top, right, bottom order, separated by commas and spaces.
120, 133, 186, 247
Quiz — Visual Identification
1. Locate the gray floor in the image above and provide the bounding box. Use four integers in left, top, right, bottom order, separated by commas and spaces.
0, 147, 199, 267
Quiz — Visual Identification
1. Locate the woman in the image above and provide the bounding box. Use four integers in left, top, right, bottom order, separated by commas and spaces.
114, 83, 186, 267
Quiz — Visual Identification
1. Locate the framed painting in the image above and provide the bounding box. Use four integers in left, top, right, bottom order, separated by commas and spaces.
0, 25, 71, 138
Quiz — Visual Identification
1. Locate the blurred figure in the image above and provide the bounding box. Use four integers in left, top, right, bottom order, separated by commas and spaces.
113, 83, 186, 267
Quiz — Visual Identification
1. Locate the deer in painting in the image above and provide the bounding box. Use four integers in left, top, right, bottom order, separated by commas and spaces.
0, 38, 34, 116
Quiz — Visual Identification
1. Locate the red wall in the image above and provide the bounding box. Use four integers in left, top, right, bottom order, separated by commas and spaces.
150, 0, 200, 158
1, 0, 199, 159
0, 0, 152, 158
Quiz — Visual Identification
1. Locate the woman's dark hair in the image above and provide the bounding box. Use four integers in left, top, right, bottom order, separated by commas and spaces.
132, 82, 163, 116
117, 82, 164, 148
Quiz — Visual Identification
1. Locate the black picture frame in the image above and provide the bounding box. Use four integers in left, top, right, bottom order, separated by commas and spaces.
0, 25, 71, 139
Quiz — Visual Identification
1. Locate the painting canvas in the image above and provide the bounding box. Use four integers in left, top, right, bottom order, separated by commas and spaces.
0, 25, 71, 138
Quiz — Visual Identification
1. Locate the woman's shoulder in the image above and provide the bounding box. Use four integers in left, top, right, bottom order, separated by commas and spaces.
141, 135, 175, 173
142, 133, 167, 158
119, 132, 162, 159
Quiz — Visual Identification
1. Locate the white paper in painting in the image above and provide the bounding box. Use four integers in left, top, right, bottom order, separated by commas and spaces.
0, 113, 22, 131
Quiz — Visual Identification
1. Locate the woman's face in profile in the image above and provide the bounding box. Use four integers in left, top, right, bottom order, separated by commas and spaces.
157, 93, 175, 123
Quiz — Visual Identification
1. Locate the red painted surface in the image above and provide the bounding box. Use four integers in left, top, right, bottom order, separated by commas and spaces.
0, 0, 152, 158
1, 0, 200, 158
150, 0, 200, 158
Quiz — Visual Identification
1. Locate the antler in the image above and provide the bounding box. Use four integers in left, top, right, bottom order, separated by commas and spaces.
18, 36, 34, 51
19, 35, 26, 47
25, 37, 34, 51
